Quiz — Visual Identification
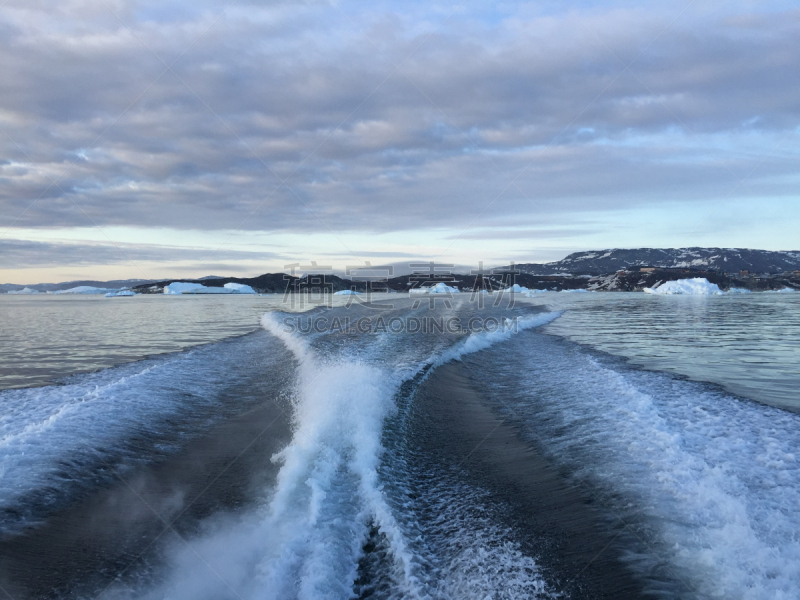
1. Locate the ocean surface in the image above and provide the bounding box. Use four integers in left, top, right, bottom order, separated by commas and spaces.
0, 291, 798, 599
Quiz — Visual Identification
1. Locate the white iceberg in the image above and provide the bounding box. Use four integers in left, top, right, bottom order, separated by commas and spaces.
726, 287, 751, 294
223, 282, 256, 294
105, 290, 136, 297
164, 282, 207, 294
7, 287, 40, 294
334, 290, 361, 295
184, 286, 235, 294
54, 286, 116, 295
409, 282, 460, 294
644, 278, 724, 295
765, 287, 796, 293
164, 281, 258, 294
507, 283, 529, 293
560, 288, 589, 293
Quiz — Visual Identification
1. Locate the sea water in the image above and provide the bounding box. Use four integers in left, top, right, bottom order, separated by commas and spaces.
0, 292, 797, 599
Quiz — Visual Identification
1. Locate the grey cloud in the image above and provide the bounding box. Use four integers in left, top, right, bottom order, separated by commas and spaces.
0, 238, 281, 268
0, 1, 798, 234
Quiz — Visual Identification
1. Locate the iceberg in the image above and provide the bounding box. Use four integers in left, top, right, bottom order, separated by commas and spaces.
560, 288, 589, 293
184, 286, 235, 294
164, 281, 258, 295
54, 286, 116, 295
164, 282, 207, 294
105, 290, 136, 297
726, 287, 751, 294
7, 287, 40, 294
644, 278, 724, 295
223, 282, 256, 294
766, 287, 796, 293
334, 290, 361, 295
409, 282, 460, 294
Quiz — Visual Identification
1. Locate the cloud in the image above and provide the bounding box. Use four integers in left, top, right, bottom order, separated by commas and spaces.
0, 238, 280, 268
0, 0, 798, 236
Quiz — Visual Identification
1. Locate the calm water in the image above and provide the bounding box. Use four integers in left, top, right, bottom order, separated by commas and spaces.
0, 294, 284, 390
3, 291, 796, 411
536, 292, 800, 412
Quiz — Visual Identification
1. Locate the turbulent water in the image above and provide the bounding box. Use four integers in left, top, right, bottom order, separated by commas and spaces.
0, 292, 798, 599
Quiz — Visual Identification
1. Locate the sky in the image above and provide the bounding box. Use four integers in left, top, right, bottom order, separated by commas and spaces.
1, 0, 799, 284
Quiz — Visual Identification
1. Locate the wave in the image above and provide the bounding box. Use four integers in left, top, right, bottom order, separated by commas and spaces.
125, 308, 561, 600
0, 331, 290, 530
471, 331, 800, 600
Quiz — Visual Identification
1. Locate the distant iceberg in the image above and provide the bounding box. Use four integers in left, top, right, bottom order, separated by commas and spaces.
334, 290, 361, 295
499, 283, 547, 296
765, 287, 796, 293
409, 282, 459, 294
223, 283, 256, 294
164, 282, 207, 295
644, 278, 724, 295
7, 287, 40, 295
105, 290, 136, 297
164, 281, 256, 294
560, 288, 589, 293
726, 287, 751, 294
54, 286, 115, 295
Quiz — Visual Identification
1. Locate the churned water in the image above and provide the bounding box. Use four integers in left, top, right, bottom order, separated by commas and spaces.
0, 291, 797, 599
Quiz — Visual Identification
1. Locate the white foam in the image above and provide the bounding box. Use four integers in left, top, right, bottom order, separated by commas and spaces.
435, 312, 562, 366
141, 311, 561, 599
506, 339, 800, 600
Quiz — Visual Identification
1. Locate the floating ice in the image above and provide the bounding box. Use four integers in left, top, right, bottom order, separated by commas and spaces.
766, 287, 796, 293
409, 282, 459, 294
224, 282, 256, 294
644, 278, 724, 295
334, 290, 361, 295
163, 282, 206, 294
560, 288, 589, 293
104, 290, 136, 297
726, 287, 751, 294
7, 287, 40, 294
54, 286, 115, 295
164, 281, 257, 294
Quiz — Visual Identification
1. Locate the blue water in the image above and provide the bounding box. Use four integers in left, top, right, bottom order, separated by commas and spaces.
0, 292, 798, 599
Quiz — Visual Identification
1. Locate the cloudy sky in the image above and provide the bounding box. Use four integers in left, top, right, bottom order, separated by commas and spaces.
1, 0, 799, 283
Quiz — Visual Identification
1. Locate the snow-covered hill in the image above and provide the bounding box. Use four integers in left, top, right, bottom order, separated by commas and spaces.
513, 248, 800, 275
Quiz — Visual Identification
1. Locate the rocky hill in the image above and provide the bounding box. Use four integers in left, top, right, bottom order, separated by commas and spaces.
512, 248, 800, 276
